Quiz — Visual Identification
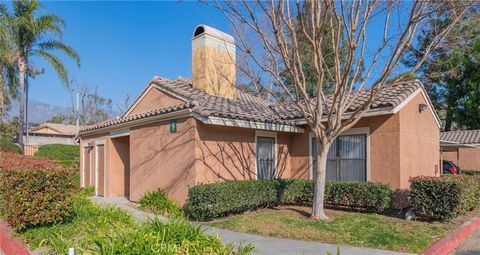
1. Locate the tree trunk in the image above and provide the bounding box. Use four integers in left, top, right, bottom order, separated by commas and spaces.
18, 70, 25, 151
311, 138, 332, 220
444, 107, 453, 131
17, 56, 27, 152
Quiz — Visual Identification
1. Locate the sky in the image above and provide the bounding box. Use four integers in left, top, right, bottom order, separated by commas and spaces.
8, 1, 412, 110
24, 1, 231, 109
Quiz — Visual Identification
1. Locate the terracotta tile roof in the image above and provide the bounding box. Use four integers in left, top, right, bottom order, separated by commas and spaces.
80, 77, 426, 134
272, 80, 424, 119
80, 102, 195, 132
440, 129, 480, 145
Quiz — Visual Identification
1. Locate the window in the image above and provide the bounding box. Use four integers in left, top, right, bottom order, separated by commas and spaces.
256, 136, 276, 180
312, 134, 367, 181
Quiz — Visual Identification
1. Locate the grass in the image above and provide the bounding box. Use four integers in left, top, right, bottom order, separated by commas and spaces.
19, 187, 254, 255
207, 206, 452, 254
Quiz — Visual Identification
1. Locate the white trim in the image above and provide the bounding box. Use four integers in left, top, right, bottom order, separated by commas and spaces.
94, 141, 106, 197
254, 131, 278, 180
391, 90, 421, 113
309, 127, 370, 181
195, 114, 305, 133
81, 109, 192, 136
110, 128, 129, 138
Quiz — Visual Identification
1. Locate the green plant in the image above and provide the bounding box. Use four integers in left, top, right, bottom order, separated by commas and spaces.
0, 167, 78, 230
0, 138, 21, 154
184, 180, 279, 221
280, 179, 392, 212
410, 175, 480, 221
138, 189, 182, 217
21, 187, 253, 255
463, 170, 480, 176
35, 144, 80, 168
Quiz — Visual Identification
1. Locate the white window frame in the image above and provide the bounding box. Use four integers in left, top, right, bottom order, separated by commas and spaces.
309, 127, 370, 181
95, 140, 107, 196
254, 130, 278, 180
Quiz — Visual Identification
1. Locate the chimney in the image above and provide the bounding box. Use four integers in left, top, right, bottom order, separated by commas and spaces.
192, 24, 236, 99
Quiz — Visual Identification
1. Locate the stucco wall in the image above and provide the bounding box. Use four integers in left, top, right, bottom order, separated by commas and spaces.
194, 122, 292, 184
398, 93, 440, 188
442, 148, 480, 170
129, 117, 196, 204
127, 86, 184, 116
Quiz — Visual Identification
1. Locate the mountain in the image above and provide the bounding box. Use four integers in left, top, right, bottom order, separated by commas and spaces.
8, 99, 71, 124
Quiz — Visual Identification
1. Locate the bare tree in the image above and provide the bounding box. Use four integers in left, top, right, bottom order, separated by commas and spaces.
213, 0, 474, 219
115, 92, 131, 115
68, 82, 113, 126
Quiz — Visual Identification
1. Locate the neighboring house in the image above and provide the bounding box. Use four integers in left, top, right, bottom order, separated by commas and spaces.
441, 129, 480, 170
78, 25, 440, 204
27, 123, 78, 145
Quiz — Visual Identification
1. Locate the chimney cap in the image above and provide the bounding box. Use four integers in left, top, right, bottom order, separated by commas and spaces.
192, 24, 234, 44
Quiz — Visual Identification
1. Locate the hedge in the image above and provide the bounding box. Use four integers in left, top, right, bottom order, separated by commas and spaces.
463, 170, 480, 176
0, 167, 78, 229
35, 144, 80, 168
184, 179, 393, 220
0, 138, 21, 154
410, 175, 480, 221
183, 180, 279, 220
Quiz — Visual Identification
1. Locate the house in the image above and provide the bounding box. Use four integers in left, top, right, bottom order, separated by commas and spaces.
441, 129, 480, 170
78, 25, 440, 204
27, 123, 78, 145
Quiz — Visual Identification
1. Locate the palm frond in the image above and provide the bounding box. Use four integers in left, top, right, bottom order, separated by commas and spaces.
35, 14, 64, 37
36, 50, 69, 86
37, 40, 80, 66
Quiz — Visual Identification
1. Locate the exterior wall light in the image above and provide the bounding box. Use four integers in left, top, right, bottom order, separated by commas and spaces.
419, 103, 427, 113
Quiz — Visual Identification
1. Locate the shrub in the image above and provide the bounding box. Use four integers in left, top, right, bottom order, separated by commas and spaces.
139, 189, 182, 217
185, 179, 393, 220
0, 167, 78, 229
325, 181, 392, 212
0, 151, 58, 170
35, 144, 80, 168
280, 179, 392, 212
410, 175, 480, 221
0, 138, 21, 154
463, 170, 480, 176
184, 180, 279, 221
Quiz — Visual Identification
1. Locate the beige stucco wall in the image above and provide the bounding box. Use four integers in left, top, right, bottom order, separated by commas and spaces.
442, 148, 480, 170
194, 122, 292, 184
127, 87, 184, 116
129, 117, 196, 204
398, 93, 440, 188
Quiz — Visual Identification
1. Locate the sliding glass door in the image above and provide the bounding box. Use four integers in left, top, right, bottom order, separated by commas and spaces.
312, 134, 366, 181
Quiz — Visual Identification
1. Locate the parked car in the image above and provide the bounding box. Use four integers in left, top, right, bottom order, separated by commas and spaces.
442, 160, 462, 175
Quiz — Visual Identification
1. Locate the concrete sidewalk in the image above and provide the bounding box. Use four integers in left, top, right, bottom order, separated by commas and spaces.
91, 196, 413, 255
451, 227, 480, 255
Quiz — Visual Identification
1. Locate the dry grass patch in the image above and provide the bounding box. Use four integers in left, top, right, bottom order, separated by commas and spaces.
207, 206, 455, 254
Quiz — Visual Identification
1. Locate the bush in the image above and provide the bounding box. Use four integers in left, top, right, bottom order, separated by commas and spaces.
410, 175, 480, 221
280, 180, 392, 212
463, 170, 480, 176
35, 144, 80, 168
139, 189, 182, 217
0, 167, 78, 230
184, 180, 279, 221
0, 138, 21, 154
0, 151, 58, 170
185, 179, 393, 220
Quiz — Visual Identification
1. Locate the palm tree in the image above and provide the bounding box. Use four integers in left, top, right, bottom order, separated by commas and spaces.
0, 3, 18, 119
1, 0, 80, 150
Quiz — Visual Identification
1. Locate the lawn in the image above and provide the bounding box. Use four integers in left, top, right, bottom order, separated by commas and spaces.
207, 206, 451, 254
19, 188, 253, 255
